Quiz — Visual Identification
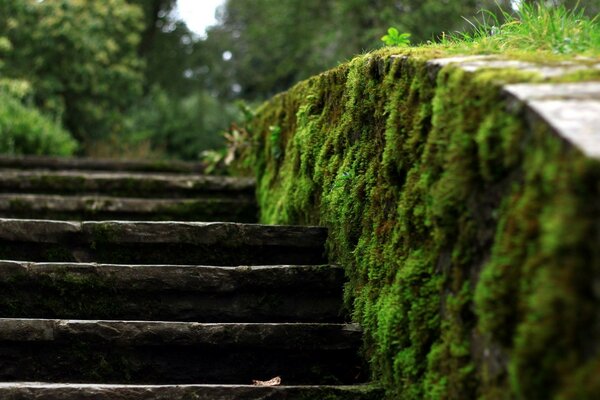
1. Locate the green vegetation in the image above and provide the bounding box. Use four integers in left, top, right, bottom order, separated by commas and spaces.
0, 92, 76, 156
432, 2, 600, 57
204, 0, 513, 100
381, 28, 412, 47
1, 0, 597, 159
244, 5, 600, 397
0, 0, 144, 143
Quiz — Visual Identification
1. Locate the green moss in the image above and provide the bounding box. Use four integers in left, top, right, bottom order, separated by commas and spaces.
247, 50, 600, 399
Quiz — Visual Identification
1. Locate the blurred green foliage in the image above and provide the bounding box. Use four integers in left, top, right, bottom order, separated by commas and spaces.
201, 0, 513, 100
0, 31, 76, 156
202, 0, 599, 100
0, 91, 77, 156
0, 0, 596, 159
123, 86, 238, 160
0, 0, 144, 144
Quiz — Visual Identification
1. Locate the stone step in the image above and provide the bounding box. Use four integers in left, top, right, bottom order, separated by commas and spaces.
0, 219, 327, 265
0, 319, 366, 385
0, 194, 257, 222
0, 261, 345, 322
0, 155, 205, 173
0, 383, 384, 400
0, 170, 255, 199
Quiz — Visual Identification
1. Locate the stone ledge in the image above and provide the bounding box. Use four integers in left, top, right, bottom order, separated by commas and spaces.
504, 82, 600, 158
420, 55, 600, 160
0, 383, 383, 400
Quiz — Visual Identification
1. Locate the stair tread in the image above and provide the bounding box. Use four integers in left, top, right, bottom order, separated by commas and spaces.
0, 193, 255, 207
0, 219, 327, 265
0, 219, 326, 246
0, 318, 361, 349
0, 261, 343, 291
0, 261, 345, 322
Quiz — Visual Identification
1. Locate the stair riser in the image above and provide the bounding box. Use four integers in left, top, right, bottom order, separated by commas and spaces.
0, 242, 326, 265
0, 262, 345, 322
0, 209, 257, 222
0, 384, 384, 400
0, 174, 255, 199
0, 156, 206, 173
0, 198, 258, 222
0, 319, 365, 384
0, 344, 363, 385
0, 290, 344, 322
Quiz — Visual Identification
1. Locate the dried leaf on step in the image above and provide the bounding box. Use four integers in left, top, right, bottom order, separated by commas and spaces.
252, 376, 282, 386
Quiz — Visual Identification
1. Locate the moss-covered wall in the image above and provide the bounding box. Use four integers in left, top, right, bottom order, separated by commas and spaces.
248, 50, 600, 399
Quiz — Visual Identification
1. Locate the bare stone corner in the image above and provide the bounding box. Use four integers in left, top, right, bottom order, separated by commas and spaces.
423, 55, 600, 160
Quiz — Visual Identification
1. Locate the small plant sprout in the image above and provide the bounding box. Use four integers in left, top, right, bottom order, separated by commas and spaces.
381, 27, 411, 47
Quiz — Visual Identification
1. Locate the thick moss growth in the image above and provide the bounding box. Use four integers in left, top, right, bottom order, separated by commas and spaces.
248, 49, 600, 399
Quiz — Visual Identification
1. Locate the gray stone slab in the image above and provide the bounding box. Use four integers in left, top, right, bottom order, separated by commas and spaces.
0, 218, 79, 242
503, 82, 600, 101
0, 219, 327, 265
504, 83, 600, 158
81, 221, 327, 247
416, 55, 600, 160
427, 55, 590, 78
0, 261, 342, 292
0, 383, 383, 400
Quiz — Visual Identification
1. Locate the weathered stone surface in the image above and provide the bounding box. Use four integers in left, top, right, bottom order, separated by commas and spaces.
0, 219, 327, 265
0, 319, 365, 384
504, 82, 600, 159
81, 221, 326, 247
426, 55, 592, 78
0, 262, 345, 322
0, 157, 367, 391
0, 261, 342, 292
503, 82, 600, 100
0, 155, 205, 173
0, 219, 79, 243
0, 194, 257, 222
0, 170, 255, 198
0, 383, 384, 400
419, 56, 600, 160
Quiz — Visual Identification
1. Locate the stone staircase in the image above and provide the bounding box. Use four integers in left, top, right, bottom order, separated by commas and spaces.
0, 156, 256, 222
0, 156, 380, 399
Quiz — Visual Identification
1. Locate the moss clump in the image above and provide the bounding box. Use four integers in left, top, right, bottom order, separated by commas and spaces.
247, 50, 600, 399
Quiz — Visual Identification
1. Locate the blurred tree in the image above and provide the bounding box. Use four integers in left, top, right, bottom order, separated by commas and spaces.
125, 0, 177, 57
123, 85, 238, 160
125, 0, 199, 96
202, 0, 515, 101
204, 0, 333, 99
0, 0, 144, 144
